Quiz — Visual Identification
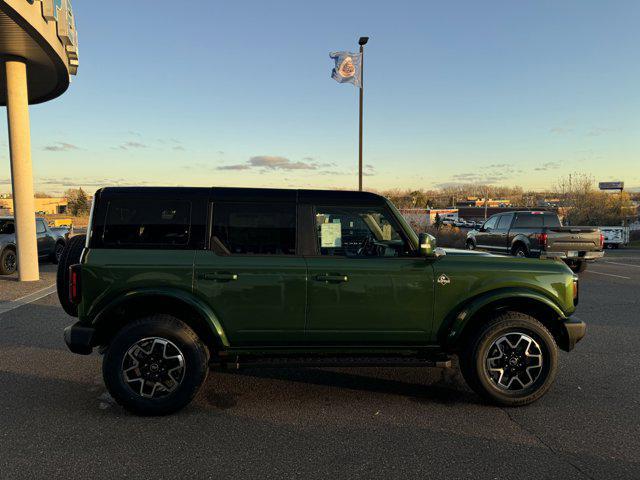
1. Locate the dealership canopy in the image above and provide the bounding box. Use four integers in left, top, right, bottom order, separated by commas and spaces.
0, 0, 78, 106
1, 0, 78, 281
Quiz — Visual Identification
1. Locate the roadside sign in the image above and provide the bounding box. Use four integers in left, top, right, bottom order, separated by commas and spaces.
599, 181, 624, 191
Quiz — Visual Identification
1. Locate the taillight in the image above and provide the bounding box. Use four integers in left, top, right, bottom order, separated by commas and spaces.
69, 264, 82, 304
599, 233, 604, 250
572, 276, 579, 305
537, 233, 548, 249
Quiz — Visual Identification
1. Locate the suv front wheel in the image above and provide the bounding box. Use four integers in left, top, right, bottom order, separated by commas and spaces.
460, 312, 558, 406
103, 315, 209, 416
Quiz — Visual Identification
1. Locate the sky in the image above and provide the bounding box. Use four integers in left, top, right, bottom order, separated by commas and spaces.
1, 0, 639, 195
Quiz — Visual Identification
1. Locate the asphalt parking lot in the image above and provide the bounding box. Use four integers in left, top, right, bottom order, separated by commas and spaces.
0, 252, 639, 479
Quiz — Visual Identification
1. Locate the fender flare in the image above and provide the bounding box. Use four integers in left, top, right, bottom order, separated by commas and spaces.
91, 288, 230, 347
441, 287, 567, 349
510, 235, 530, 254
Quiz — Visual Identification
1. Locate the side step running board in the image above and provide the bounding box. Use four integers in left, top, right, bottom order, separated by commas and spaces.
212, 356, 452, 369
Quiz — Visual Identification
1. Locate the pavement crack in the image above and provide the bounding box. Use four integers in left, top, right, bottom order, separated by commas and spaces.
501, 408, 595, 480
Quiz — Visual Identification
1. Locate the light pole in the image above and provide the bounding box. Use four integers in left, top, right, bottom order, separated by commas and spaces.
358, 36, 368, 191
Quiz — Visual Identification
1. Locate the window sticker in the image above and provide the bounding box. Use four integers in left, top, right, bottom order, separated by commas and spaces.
321, 222, 342, 248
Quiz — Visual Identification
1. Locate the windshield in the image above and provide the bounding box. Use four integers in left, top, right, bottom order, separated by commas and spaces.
0, 220, 15, 235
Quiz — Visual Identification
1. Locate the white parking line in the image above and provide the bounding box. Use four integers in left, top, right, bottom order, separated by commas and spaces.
587, 270, 631, 280
0, 284, 56, 316
604, 261, 640, 269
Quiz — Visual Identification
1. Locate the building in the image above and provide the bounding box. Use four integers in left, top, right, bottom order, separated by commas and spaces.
0, 197, 68, 215
456, 197, 512, 208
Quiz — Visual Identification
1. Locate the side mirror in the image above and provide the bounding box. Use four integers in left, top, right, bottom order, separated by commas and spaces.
419, 233, 436, 256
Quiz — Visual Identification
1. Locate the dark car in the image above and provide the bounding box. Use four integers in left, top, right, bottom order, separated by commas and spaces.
466, 211, 604, 273
0, 216, 69, 275
60, 187, 585, 415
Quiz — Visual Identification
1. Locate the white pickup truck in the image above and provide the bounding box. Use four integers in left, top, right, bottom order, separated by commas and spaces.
600, 226, 630, 249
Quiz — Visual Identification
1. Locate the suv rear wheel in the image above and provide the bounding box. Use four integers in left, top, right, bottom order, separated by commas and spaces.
460, 312, 558, 406
103, 315, 209, 416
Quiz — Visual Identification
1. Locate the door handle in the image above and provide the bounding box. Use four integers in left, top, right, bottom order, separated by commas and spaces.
200, 272, 238, 282
315, 274, 348, 283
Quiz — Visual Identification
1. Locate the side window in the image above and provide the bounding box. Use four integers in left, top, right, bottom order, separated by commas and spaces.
0, 220, 15, 235
543, 214, 561, 228
315, 206, 411, 257
496, 214, 513, 231
35, 219, 46, 234
483, 216, 498, 230
212, 203, 296, 255
103, 199, 191, 247
513, 214, 543, 228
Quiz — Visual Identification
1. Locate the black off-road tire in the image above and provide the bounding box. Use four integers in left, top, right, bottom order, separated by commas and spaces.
459, 312, 558, 407
512, 244, 528, 258
50, 241, 65, 264
103, 315, 209, 416
568, 260, 587, 273
0, 247, 17, 275
56, 234, 86, 316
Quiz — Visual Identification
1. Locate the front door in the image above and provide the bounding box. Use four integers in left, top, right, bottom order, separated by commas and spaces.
304, 204, 435, 345
194, 201, 307, 346
35, 219, 53, 257
475, 215, 499, 251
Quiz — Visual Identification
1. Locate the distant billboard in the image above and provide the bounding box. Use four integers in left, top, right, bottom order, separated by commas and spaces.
599, 181, 624, 191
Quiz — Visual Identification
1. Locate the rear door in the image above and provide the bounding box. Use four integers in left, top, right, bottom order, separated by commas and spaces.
194, 201, 307, 346
303, 203, 435, 345
492, 213, 514, 253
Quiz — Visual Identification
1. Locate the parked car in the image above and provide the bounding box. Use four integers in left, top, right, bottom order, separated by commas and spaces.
600, 226, 630, 249
465, 211, 604, 273
0, 216, 69, 275
61, 187, 585, 415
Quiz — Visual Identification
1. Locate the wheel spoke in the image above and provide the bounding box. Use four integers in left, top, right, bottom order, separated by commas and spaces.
484, 332, 544, 392
121, 337, 186, 399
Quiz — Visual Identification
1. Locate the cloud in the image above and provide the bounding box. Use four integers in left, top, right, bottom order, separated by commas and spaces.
533, 161, 561, 171
172, 145, 186, 151
436, 163, 524, 187
216, 155, 317, 171
216, 164, 250, 171
586, 127, 613, 137
249, 156, 316, 170
35, 176, 154, 188
119, 141, 148, 150
550, 127, 572, 135
43, 142, 80, 152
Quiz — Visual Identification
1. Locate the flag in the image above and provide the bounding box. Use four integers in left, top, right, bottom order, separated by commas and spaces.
330, 51, 362, 87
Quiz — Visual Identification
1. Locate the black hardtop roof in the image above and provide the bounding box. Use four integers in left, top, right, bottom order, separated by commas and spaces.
97, 186, 387, 205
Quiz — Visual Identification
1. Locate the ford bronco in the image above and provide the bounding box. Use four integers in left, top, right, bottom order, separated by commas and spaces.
61, 187, 585, 415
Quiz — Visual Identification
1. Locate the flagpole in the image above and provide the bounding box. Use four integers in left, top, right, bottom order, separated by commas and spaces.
358, 36, 368, 191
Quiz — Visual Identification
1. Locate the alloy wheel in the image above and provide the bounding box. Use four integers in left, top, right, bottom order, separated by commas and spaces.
485, 332, 543, 391
121, 337, 186, 398
4, 251, 17, 273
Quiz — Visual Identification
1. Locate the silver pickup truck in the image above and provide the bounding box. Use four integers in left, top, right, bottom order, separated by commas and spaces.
0, 216, 70, 275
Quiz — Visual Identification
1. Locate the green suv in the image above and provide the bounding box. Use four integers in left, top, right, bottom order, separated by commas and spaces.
61, 187, 585, 415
